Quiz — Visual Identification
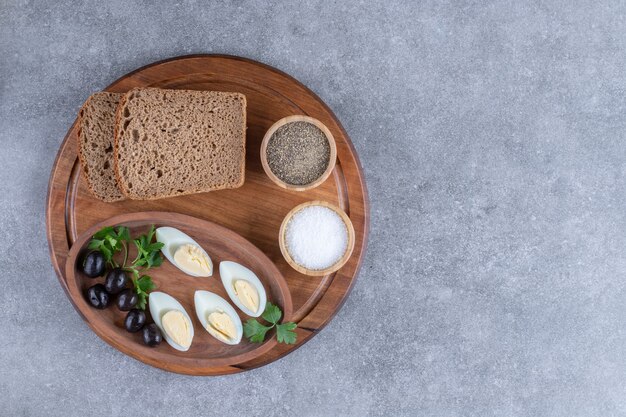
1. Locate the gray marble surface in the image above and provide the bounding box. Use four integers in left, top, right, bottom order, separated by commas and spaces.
2, 1, 626, 416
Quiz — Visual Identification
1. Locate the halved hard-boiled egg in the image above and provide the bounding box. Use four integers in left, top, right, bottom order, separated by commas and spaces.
194, 290, 242, 345
156, 227, 213, 277
220, 261, 267, 317
149, 292, 194, 351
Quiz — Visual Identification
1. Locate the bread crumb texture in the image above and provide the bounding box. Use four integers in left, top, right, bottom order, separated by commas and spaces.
78, 92, 125, 202
115, 88, 246, 200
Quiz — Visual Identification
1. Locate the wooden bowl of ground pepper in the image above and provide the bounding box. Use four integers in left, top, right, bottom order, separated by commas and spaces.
260, 115, 337, 191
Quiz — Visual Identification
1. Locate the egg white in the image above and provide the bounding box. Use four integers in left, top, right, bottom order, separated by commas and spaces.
194, 290, 242, 345
219, 261, 267, 317
149, 292, 195, 351
156, 227, 213, 277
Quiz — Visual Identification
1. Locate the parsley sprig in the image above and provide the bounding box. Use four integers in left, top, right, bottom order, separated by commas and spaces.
133, 275, 157, 310
131, 225, 164, 270
88, 226, 131, 268
243, 303, 297, 344
88, 225, 163, 310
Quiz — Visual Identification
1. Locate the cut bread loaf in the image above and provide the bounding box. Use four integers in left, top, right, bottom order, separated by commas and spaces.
114, 88, 246, 200
77, 92, 126, 202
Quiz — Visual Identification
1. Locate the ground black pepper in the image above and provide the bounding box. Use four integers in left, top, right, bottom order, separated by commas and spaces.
266, 121, 331, 185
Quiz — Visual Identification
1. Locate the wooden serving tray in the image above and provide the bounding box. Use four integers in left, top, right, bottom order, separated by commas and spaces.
66, 212, 293, 373
46, 55, 369, 375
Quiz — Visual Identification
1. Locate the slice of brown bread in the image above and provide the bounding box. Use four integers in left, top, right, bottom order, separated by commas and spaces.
77, 92, 126, 202
113, 88, 246, 200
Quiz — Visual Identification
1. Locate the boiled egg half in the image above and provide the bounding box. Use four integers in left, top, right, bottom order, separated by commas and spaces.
149, 292, 194, 351
156, 227, 213, 277
194, 290, 242, 345
220, 261, 267, 317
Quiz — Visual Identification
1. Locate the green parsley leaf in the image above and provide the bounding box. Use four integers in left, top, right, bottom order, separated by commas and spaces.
88, 226, 132, 267
105, 235, 117, 248
132, 275, 156, 311
276, 322, 297, 344
93, 226, 115, 240
136, 275, 156, 292
147, 242, 164, 252
150, 252, 163, 267
243, 319, 272, 343
262, 303, 282, 324
135, 295, 147, 310
100, 245, 112, 262
88, 239, 104, 250
145, 225, 156, 244
131, 225, 163, 271
115, 226, 131, 243
243, 303, 297, 344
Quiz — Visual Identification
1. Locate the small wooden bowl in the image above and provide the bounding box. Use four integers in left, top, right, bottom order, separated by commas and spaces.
279, 201, 355, 276
260, 115, 337, 191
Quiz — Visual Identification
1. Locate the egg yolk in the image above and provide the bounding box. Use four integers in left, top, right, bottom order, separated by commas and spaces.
174, 244, 212, 276
233, 280, 259, 313
162, 310, 192, 348
208, 310, 237, 341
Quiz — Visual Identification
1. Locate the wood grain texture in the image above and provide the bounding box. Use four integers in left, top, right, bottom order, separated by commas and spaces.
46, 55, 370, 375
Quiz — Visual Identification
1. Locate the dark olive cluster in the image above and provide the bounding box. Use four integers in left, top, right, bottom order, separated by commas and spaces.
80, 250, 162, 347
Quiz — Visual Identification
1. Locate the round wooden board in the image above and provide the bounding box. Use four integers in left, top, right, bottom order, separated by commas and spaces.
46, 55, 369, 375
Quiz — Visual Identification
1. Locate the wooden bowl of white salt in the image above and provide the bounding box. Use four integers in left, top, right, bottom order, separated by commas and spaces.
279, 201, 355, 276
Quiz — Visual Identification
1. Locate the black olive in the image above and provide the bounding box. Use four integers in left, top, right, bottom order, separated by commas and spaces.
124, 309, 146, 333
142, 323, 162, 347
116, 289, 138, 311
82, 251, 106, 278
105, 268, 128, 294
86, 284, 110, 309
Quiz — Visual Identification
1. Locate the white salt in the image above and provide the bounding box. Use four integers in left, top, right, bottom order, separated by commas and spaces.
285, 205, 348, 270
